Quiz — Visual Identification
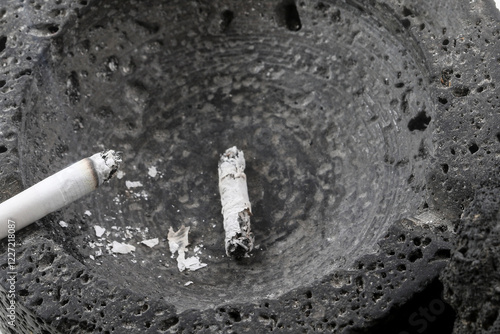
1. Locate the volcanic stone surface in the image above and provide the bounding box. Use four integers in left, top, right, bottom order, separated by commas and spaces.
0, 0, 498, 333
441, 186, 500, 333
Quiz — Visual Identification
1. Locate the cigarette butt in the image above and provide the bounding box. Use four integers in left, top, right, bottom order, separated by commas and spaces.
0, 150, 121, 240
218, 146, 254, 258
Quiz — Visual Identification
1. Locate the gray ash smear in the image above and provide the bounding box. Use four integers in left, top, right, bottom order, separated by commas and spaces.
20, 0, 435, 310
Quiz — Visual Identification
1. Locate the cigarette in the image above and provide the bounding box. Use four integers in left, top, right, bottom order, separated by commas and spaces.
0, 150, 121, 240
218, 146, 254, 258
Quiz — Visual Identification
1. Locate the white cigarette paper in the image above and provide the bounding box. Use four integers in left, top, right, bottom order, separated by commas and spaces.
218, 146, 254, 258
0, 150, 121, 240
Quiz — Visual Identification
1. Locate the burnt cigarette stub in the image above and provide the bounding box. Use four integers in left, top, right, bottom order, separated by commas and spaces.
218, 146, 254, 258
0, 149, 121, 240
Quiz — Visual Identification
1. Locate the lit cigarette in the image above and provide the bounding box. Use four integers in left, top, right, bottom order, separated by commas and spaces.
218, 146, 254, 258
0, 150, 121, 240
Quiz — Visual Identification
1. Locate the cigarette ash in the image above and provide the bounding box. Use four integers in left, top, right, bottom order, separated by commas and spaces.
111, 241, 136, 254
94, 225, 106, 237
86, 223, 155, 262
109, 165, 164, 211
86, 217, 208, 272
116, 170, 125, 179
141, 238, 159, 248
168, 225, 207, 272
125, 180, 143, 189
85, 164, 207, 271
121, 179, 150, 200
98, 149, 122, 182
147, 166, 158, 178
119, 165, 162, 202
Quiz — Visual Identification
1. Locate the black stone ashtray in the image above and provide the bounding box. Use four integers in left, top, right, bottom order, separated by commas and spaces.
0, 0, 499, 333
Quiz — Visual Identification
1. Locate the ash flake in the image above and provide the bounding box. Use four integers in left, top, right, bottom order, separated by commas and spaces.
94, 225, 106, 238
125, 180, 143, 189
141, 238, 159, 248
111, 241, 136, 254
148, 166, 158, 177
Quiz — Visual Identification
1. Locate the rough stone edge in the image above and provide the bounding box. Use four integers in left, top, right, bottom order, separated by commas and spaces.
0, 214, 454, 333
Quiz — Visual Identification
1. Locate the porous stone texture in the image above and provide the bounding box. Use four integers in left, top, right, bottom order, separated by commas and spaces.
0, 219, 454, 333
441, 186, 500, 333
0, 0, 498, 333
